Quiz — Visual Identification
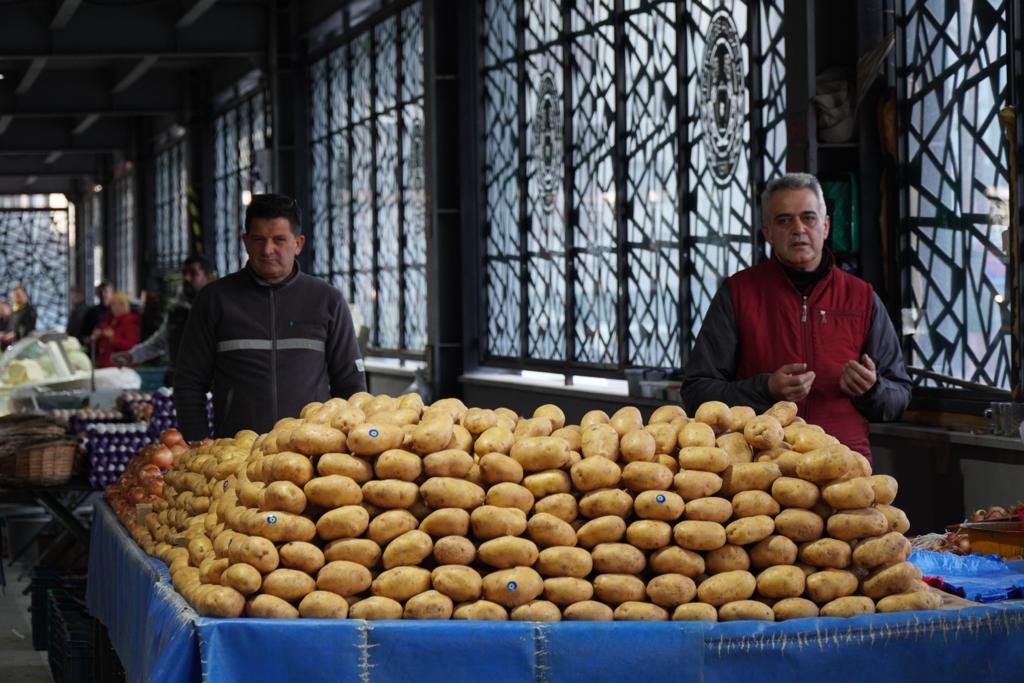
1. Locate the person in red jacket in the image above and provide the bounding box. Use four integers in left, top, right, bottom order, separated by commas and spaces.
92, 292, 142, 368
682, 173, 911, 459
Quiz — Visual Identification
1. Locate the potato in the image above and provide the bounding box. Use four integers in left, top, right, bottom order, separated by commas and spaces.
536, 546, 593, 578
508, 599, 561, 622
720, 462, 782, 496
822, 478, 875, 510
570, 455, 621, 491
473, 426, 514, 457
726, 515, 775, 546
730, 491, 779, 519
316, 453, 374, 483
798, 539, 851, 569
253, 510, 317, 543
371, 566, 432, 602
852, 531, 911, 570
649, 405, 686, 424
188, 536, 214, 567
290, 423, 346, 456
876, 590, 942, 613
433, 536, 476, 565
875, 504, 911, 534
827, 508, 889, 541
543, 577, 594, 606
317, 560, 373, 597
613, 602, 669, 621
696, 570, 756, 606
237, 536, 279, 573
409, 415, 456, 456
790, 430, 840, 453
774, 509, 824, 542
461, 407, 499, 435
771, 477, 820, 509
419, 508, 471, 538
714, 433, 751, 466
644, 573, 696, 608
452, 600, 508, 620
372, 449, 422, 482
522, 470, 572, 498
279, 541, 326, 575
684, 497, 733, 523
482, 567, 544, 607
367, 509, 418, 546
716, 600, 774, 622
674, 520, 727, 551
323, 538, 381, 568
514, 416, 554, 439
477, 535, 539, 570
221, 562, 262, 595
579, 488, 634, 519
805, 569, 859, 603
616, 429, 654, 463
259, 480, 307, 515
580, 409, 610, 427
676, 422, 715, 449
765, 401, 798, 427
867, 475, 898, 506
608, 406, 642, 436
721, 407, 754, 433
485, 482, 535, 513
329, 406, 366, 434
350, 596, 404, 620
861, 562, 923, 600
581, 423, 620, 461
677, 446, 730, 473
419, 477, 485, 509
402, 590, 454, 620
262, 569, 316, 603
348, 423, 405, 456
772, 597, 819, 620
362, 479, 419, 510
755, 565, 806, 599
431, 565, 483, 602
758, 448, 804, 477
619, 461, 671, 493
246, 594, 299, 619
576, 515, 627, 548
673, 603, 718, 621
820, 596, 875, 617
620, 520, 669, 551
509, 436, 569, 472
592, 574, 645, 605
264, 452, 315, 487
317, 506, 370, 541
551, 427, 583, 452
303, 475, 362, 509
705, 544, 750, 574
533, 493, 578, 523
644, 423, 680, 455
692, 401, 733, 434
383, 530, 434, 569
478, 453, 524, 484
632, 490, 684, 521
527, 512, 577, 547
796, 445, 854, 483
673, 470, 723, 500
743, 415, 785, 450
298, 590, 349, 618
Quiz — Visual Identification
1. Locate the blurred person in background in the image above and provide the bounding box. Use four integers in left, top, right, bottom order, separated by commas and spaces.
80, 280, 113, 344
92, 292, 141, 368
1, 286, 37, 347
113, 255, 215, 385
66, 286, 89, 340
140, 287, 164, 342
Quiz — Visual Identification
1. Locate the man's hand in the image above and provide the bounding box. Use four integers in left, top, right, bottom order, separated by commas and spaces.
111, 352, 132, 367
767, 363, 816, 402
840, 354, 877, 398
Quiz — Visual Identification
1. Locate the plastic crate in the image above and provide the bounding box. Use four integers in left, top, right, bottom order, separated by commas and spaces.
92, 619, 126, 683
135, 366, 168, 392
47, 588, 95, 683
30, 568, 86, 651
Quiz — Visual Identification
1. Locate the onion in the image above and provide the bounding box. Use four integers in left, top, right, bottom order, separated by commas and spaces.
144, 478, 164, 496
160, 429, 185, 447
169, 442, 189, 461
129, 486, 146, 503
149, 445, 174, 470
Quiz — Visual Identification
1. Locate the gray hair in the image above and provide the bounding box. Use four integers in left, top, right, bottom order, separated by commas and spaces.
761, 173, 827, 219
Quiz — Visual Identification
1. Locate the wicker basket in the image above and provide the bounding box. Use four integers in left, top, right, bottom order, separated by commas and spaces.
0, 440, 78, 486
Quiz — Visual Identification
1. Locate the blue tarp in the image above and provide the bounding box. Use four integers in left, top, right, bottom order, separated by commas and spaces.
910, 550, 1024, 602
89, 503, 1024, 683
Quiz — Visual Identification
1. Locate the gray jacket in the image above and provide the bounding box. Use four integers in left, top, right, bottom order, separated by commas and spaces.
173, 264, 366, 440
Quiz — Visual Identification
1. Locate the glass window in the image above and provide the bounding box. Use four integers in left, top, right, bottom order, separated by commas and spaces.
308, 1, 426, 356
154, 136, 190, 273
0, 201, 71, 330
112, 168, 137, 296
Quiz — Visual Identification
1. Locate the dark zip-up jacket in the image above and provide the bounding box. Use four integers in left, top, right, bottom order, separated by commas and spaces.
682, 259, 911, 458
173, 264, 366, 440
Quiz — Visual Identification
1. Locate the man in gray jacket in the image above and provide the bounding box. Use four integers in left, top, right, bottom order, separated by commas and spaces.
173, 193, 367, 440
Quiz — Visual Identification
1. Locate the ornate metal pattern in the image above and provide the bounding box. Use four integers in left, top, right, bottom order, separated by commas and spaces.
897, 0, 1012, 388
307, 1, 426, 355
480, 0, 785, 370
154, 139, 189, 273
0, 208, 70, 330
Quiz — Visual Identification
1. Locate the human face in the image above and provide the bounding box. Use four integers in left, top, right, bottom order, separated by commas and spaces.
761, 188, 830, 272
12, 288, 27, 306
181, 263, 212, 298
98, 285, 113, 306
111, 298, 129, 316
243, 217, 305, 284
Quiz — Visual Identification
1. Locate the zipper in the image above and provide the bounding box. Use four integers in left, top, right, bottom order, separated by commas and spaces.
270, 288, 278, 424
800, 293, 813, 422
801, 296, 808, 322
819, 309, 826, 324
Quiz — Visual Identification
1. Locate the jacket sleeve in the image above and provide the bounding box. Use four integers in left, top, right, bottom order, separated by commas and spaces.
326, 296, 367, 399
173, 290, 217, 441
681, 283, 775, 414
130, 320, 170, 364
16, 305, 37, 338
852, 293, 912, 422
111, 315, 141, 352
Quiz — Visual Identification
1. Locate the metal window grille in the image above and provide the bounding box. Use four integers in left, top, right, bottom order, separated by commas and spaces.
480, 0, 787, 373
0, 206, 71, 330
112, 169, 137, 295
154, 137, 190, 273
308, 1, 427, 356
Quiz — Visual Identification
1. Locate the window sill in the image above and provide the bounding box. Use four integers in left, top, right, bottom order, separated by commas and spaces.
364, 356, 423, 378
460, 369, 677, 409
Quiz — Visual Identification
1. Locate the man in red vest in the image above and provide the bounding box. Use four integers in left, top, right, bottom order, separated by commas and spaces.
682, 173, 911, 459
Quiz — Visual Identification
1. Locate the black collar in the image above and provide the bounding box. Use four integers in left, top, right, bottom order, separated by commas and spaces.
778, 250, 834, 295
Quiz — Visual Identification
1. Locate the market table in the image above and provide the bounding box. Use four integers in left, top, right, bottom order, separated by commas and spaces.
87, 502, 1024, 683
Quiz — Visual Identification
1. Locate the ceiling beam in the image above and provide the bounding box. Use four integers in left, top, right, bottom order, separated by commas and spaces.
112, 55, 159, 94
0, 118, 130, 152
50, 0, 82, 29
0, 50, 261, 60
44, 151, 63, 165
0, 116, 11, 135
177, 0, 220, 29
15, 58, 47, 95
72, 114, 100, 135
0, 155, 101, 175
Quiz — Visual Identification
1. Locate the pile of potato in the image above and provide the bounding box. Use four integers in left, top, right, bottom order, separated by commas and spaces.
133, 393, 939, 621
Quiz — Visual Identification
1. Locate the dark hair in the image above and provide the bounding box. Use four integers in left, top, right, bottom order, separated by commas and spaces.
244, 193, 302, 235
95, 281, 112, 297
182, 254, 214, 274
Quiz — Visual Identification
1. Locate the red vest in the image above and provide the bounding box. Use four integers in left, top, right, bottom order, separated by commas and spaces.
727, 259, 874, 457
